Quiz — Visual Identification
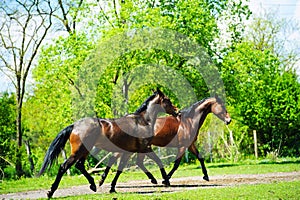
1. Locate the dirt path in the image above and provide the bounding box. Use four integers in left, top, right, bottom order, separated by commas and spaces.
1, 171, 300, 199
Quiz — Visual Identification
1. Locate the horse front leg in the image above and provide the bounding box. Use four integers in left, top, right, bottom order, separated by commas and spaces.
110, 153, 131, 193
188, 143, 209, 181
167, 147, 186, 180
75, 158, 97, 192
99, 152, 122, 186
47, 155, 77, 198
136, 153, 157, 184
145, 151, 170, 186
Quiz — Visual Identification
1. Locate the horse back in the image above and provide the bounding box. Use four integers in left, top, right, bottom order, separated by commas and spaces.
95, 116, 153, 153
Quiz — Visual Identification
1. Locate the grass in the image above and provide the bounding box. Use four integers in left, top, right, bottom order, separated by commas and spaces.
51, 180, 300, 200
0, 158, 299, 195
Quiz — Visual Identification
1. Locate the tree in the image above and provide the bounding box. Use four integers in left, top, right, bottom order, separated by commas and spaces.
25, 33, 94, 139
246, 10, 300, 71
222, 42, 300, 156
24, 0, 253, 170
235, 11, 300, 156
89, 0, 251, 116
0, 0, 54, 177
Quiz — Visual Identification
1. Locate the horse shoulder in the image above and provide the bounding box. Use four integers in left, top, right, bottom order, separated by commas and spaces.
152, 116, 179, 147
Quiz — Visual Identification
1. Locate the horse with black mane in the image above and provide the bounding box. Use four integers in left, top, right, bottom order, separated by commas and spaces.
38, 89, 177, 197
99, 96, 231, 185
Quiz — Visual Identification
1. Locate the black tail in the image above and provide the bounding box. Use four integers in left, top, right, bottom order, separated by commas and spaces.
38, 125, 74, 176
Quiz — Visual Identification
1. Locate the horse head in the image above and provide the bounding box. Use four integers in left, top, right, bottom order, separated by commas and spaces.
211, 95, 231, 125
152, 88, 177, 117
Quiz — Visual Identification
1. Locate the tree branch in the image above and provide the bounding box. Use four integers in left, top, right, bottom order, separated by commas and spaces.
72, 0, 84, 31
98, 1, 115, 28
58, 0, 71, 33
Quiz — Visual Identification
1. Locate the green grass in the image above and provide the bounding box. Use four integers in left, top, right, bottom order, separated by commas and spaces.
1, 158, 299, 195
49, 180, 300, 200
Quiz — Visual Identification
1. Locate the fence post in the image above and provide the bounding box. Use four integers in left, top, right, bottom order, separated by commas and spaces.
208, 131, 213, 162
253, 130, 258, 159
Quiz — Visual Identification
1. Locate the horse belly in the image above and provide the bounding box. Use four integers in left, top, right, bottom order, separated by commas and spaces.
93, 130, 146, 153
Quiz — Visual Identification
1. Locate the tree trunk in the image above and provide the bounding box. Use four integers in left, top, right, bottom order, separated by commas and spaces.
16, 113, 24, 176
0, 0, 54, 177
16, 82, 24, 177
123, 77, 129, 115
25, 140, 34, 173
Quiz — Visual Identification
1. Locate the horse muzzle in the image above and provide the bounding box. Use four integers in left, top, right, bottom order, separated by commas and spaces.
225, 117, 231, 125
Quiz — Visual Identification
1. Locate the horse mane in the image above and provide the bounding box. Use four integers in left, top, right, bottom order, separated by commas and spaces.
134, 92, 157, 114
179, 97, 213, 116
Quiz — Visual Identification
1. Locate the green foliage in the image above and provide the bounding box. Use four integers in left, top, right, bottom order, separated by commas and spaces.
9, 0, 298, 181
22, 33, 95, 175
26, 33, 94, 126
0, 93, 17, 179
89, 0, 228, 116
222, 42, 300, 156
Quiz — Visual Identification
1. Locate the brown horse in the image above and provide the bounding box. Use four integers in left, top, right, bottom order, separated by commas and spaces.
99, 96, 231, 185
38, 89, 177, 197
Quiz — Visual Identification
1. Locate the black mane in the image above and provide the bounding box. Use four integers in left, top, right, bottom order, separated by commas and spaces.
134, 92, 157, 114
179, 97, 209, 116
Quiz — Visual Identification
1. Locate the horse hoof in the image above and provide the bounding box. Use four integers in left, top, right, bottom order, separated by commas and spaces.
47, 191, 53, 198
99, 179, 105, 186
203, 175, 209, 181
151, 178, 158, 184
109, 189, 117, 193
162, 180, 170, 186
90, 184, 97, 192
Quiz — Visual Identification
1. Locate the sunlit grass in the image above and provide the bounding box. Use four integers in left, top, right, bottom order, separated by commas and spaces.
1, 157, 299, 194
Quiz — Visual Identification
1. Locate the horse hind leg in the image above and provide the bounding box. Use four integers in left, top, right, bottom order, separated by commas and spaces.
136, 153, 157, 184
75, 158, 97, 192
47, 155, 77, 198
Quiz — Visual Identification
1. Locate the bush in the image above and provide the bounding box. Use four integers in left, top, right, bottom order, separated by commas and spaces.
3, 166, 17, 180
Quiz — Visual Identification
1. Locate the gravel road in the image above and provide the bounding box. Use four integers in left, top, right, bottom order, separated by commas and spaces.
1, 171, 300, 199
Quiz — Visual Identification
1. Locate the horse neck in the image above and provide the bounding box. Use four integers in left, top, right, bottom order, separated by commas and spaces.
143, 102, 160, 125
192, 99, 214, 132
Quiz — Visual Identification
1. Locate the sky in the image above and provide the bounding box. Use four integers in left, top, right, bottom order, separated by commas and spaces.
0, 0, 299, 93
250, 0, 299, 17
248, 0, 300, 76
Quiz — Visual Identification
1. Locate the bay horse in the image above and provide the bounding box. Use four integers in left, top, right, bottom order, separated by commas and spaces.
99, 96, 231, 185
38, 89, 177, 197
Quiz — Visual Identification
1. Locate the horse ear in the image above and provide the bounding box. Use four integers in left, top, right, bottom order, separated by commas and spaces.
156, 87, 163, 96
214, 94, 221, 100
214, 94, 224, 104
156, 87, 160, 92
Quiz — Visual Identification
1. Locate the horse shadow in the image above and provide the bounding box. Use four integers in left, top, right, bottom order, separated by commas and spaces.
115, 183, 223, 194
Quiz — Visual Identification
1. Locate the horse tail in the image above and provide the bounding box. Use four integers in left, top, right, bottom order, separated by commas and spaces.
38, 124, 74, 176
